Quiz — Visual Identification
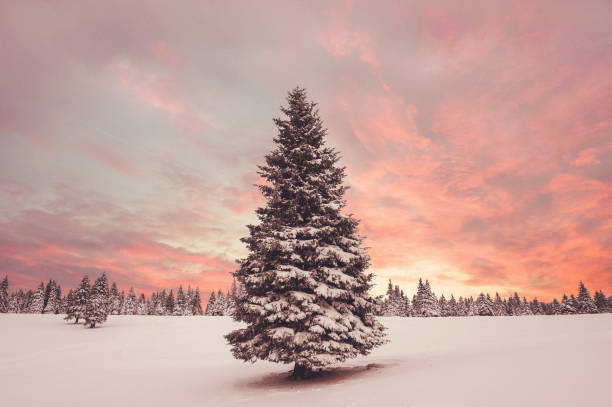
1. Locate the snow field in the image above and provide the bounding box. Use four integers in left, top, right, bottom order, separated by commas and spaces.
1, 313, 610, 406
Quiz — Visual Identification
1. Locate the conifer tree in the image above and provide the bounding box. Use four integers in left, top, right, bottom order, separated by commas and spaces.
137, 293, 147, 315
0, 275, 8, 313
475, 293, 494, 316
109, 282, 121, 315
415, 280, 440, 317
165, 290, 175, 315
30, 283, 45, 313
576, 281, 598, 314
550, 298, 561, 315
447, 294, 458, 317
560, 294, 577, 314
123, 287, 137, 315
493, 293, 506, 316
176, 286, 186, 316
593, 290, 609, 313
192, 288, 203, 315
225, 88, 386, 379
84, 273, 109, 328
214, 290, 226, 316
65, 276, 90, 323
205, 291, 216, 315
43, 281, 59, 314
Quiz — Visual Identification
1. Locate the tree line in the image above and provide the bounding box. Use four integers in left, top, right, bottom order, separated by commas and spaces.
380, 278, 612, 317
0, 274, 205, 324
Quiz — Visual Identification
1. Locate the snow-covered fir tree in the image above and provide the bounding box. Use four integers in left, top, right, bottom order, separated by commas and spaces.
225, 88, 386, 379
475, 293, 494, 316
137, 294, 147, 315
559, 294, 576, 314
65, 277, 91, 323
493, 293, 507, 316
205, 291, 216, 315
29, 283, 45, 313
123, 287, 137, 315
593, 290, 609, 313
175, 286, 187, 316
192, 288, 203, 315
447, 295, 458, 317
165, 290, 175, 315
43, 281, 59, 314
550, 298, 561, 315
109, 282, 122, 315
84, 273, 109, 328
0, 275, 8, 313
576, 281, 598, 314
414, 279, 440, 317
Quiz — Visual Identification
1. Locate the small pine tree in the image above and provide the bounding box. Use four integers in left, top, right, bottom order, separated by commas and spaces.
447, 295, 458, 317
475, 293, 494, 316
65, 276, 90, 323
109, 282, 122, 315
205, 291, 216, 315
84, 273, 109, 328
226, 88, 386, 379
192, 288, 203, 315
416, 280, 440, 317
43, 281, 59, 314
559, 294, 577, 314
175, 286, 186, 316
593, 290, 608, 313
30, 283, 45, 313
165, 290, 175, 315
123, 287, 137, 315
550, 298, 561, 315
0, 275, 8, 313
137, 294, 147, 315
576, 282, 598, 314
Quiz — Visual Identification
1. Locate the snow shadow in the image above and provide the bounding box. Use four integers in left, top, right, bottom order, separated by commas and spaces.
237, 362, 397, 390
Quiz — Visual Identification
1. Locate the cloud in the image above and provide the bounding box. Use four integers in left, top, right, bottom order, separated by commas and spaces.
0, 0, 611, 300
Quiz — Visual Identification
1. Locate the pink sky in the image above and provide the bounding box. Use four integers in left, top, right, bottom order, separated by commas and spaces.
1, 1, 611, 300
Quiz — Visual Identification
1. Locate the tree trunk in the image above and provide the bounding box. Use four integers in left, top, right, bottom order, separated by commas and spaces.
291, 363, 311, 380
74, 317, 79, 324
90, 322, 95, 328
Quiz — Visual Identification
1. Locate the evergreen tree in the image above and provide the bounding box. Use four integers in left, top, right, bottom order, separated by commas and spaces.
0, 275, 8, 313
175, 286, 186, 316
165, 290, 175, 315
576, 281, 598, 314
415, 280, 440, 317
205, 291, 216, 315
123, 287, 137, 315
84, 273, 109, 328
137, 293, 147, 315
214, 290, 226, 316
447, 294, 458, 317
43, 281, 59, 314
519, 297, 533, 316
593, 290, 609, 313
560, 294, 577, 314
550, 298, 561, 315
192, 288, 203, 315
225, 88, 386, 379
493, 293, 506, 316
109, 282, 122, 315
438, 294, 448, 317
475, 293, 494, 316
30, 283, 45, 313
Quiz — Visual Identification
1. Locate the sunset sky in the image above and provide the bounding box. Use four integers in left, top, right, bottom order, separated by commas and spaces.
1, 1, 610, 301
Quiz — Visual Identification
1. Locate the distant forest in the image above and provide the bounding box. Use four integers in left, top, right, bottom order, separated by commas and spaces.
0, 274, 238, 317
377, 279, 611, 317
0, 274, 610, 317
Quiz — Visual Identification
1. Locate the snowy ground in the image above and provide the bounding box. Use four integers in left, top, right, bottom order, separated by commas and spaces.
1, 314, 610, 406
